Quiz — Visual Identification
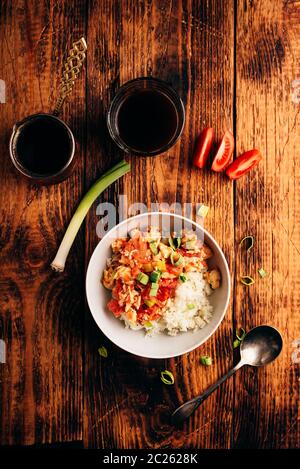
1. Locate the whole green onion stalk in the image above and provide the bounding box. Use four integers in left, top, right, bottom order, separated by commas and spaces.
51, 159, 131, 272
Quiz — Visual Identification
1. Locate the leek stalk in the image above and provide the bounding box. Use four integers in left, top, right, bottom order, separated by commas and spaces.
51, 159, 130, 272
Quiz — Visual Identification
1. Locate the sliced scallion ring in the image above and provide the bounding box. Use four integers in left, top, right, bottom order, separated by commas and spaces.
160, 370, 175, 385
200, 355, 212, 366
149, 282, 159, 297
197, 204, 209, 218
239, 235, 255, 252
179, 273, 187, 283
258, 267, 267, 278
149, 241, 158, 255
150, 271, 161, 283
98, 346, 108, 358
168, 236, 181, 250
240, 275, 255, 286
236, 327, 246, 341
137, 272, 149, 285
170, 252, 183, 266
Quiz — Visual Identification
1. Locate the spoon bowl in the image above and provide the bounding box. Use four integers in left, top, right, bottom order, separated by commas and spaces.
240, 325, 283, 366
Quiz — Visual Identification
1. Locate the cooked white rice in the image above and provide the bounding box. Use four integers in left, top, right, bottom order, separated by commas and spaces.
147, 271, 213, 336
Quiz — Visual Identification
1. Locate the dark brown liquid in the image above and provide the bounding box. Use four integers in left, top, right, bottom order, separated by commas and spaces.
16, 116, 72, 175
117, 90, 179, 153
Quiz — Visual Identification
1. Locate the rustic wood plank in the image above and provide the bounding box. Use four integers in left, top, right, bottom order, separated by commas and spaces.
0, 0, 86, 445
233, 0, 300, 449
84, 0, 235, 449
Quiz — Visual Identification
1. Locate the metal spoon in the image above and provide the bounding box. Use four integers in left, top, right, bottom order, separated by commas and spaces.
172, 325, 283, 425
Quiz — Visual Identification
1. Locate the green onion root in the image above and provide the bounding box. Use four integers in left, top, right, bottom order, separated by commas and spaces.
51, 159, 130, 272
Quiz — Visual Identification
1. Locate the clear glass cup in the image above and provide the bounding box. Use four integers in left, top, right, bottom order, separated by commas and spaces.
107, 77, 185, 156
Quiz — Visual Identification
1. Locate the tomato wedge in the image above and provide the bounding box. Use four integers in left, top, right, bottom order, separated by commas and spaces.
211, 130, 234, 172
193, 127, 214, 168
226, 149, 262, 180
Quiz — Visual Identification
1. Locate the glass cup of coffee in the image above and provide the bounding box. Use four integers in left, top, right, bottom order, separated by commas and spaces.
9, 113, 75, 184
107, 77, 185, 156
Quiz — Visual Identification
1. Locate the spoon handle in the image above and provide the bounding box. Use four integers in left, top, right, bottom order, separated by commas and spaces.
172, 361, 244, 424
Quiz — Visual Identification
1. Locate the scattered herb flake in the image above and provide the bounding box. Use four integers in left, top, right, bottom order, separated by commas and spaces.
98, 346, 108, 358
200, 355, 212, 366
233, 339, 241, 349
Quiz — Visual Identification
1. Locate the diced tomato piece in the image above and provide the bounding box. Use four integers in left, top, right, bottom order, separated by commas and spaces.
112, 279, 123, 299
166, 264, 182, 276
107, 299, 122, 318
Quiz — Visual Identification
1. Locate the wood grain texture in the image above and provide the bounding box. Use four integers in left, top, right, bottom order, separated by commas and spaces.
0, 0, 86, 445
0, 0, 299, 449
233, 0, 300, 449
83, 0, 234, 449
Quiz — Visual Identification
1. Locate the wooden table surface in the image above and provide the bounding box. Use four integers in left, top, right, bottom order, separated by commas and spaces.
0, 0, 299, 449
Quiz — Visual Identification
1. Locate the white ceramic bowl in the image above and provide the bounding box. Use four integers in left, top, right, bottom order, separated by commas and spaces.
86, 212, 230, 359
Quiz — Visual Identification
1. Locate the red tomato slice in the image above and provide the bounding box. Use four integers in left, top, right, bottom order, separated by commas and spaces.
211, 130, 234, 172
193, 127, 214, 169
226, 149, 262, 180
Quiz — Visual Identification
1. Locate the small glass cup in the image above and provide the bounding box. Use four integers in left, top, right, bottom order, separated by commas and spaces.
107, 77, 185, 156
9, 113, 75, 185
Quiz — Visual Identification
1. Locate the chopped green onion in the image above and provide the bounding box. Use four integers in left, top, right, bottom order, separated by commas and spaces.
51, 160, 131, 272
240, 275, 255, 286
168, 236, 181, 250
98, 346, 108, 358
160, 370, 175, 385
175, 237, 181, 248
200, 355, 212, 366
150, 271, 161, 283
170, 252, 183, 266
236, 327, 246, 341
137, 272, 149, 285
144, 299, 156, 308
187, 303, 195, 310
197, 204, 209, 218
233, 327, 246, 348
258, 267, 267, 278
179, 273, 187, 283
149, 282, 159, 297
185, 240, 196, 250
149, 241, 158, 255
168, 237, 176, 250
144, 321, 153, 328
239, 235, 255, 252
